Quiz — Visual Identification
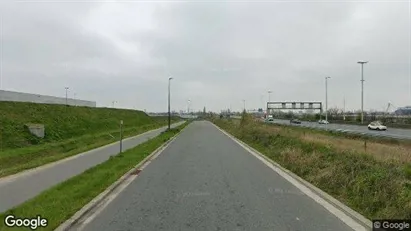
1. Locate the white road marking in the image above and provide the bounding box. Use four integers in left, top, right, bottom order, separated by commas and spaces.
77, 174, 138, 229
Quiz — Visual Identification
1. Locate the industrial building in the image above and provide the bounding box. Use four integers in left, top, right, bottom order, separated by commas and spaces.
0, 90, 96, 107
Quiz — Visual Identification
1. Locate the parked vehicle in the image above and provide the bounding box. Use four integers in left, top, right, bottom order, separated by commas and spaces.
368, 121, 387, 131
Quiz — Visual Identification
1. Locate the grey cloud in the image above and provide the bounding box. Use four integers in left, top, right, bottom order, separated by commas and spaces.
1, 0, 410, 112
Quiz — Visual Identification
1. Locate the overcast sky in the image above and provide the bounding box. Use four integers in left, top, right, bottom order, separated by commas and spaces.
0, 0, 410, 112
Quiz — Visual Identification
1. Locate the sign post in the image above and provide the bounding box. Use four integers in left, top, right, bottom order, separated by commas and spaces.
120, 120, 123, 153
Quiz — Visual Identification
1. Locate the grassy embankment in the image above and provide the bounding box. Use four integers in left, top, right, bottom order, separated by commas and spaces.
0, 122, 189, 231
0, 101, 180, 177
212, 114, 411, 220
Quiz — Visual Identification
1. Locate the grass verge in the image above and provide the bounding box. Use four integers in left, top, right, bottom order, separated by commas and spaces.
0, 119, 180, 178
0, 121, 189, 231
0, 102, 162, 149
212, 116, 411, 220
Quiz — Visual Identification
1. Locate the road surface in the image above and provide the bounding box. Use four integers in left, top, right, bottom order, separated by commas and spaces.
79, 121, 355, 231
269, 119, 411, 140
0, 121, 185, 213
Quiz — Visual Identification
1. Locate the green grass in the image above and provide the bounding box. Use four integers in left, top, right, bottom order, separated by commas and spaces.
0, 101, 173, 149
0, 121, 190, 231
0, 101, 181, 177
212, 116, 411, 220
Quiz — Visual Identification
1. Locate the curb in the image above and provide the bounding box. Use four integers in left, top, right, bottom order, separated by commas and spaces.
210, 122, 373, 230
55, 122, 189, 231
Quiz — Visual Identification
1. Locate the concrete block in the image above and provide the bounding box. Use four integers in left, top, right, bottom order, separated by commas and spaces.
25, 124, 45, 138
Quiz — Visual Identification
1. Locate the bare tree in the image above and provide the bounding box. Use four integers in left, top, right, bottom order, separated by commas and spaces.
327, 107, 341, 120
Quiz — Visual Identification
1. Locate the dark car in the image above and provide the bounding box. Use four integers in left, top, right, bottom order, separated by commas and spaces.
290, 119, 302, 124
265, 118, 274, 123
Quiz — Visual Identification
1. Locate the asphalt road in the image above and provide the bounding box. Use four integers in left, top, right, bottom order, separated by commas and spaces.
0, 121, 185, 213
269, 119, 411, 140
80, 121, 354, 231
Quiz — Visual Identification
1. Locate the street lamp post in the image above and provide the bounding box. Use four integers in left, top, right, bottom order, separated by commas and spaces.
168, 77, 173, 130
325, 77, 331, 122
267, 90, 272, 115
187, 99, 191, 114
343, 97, 346, 120
65, 87, 69, 106
357, 60, 368, 124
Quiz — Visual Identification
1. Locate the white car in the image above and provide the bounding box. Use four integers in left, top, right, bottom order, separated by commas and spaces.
368, 121, 387, 131
318, 120, 329, 124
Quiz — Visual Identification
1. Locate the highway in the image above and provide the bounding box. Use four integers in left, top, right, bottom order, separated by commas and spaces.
267, 119, 411, 140
0, 121, 185, 213
76, 121, 359, 231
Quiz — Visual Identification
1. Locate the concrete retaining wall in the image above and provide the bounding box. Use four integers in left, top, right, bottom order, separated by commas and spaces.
0, 90, 96, 107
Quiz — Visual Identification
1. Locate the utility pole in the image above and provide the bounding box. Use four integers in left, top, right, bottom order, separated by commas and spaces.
358, 60, 368, 124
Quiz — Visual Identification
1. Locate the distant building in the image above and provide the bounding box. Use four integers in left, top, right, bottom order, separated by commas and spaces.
395, 106, 411, 115
0, 89, 96, 107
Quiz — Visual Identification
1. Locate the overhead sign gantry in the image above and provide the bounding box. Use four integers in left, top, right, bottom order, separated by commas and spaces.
266, 101, 323, 115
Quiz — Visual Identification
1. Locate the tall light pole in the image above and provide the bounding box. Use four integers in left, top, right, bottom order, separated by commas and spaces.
168, 77, 173, 130
267, 90, 272, 114
325, 77, 331, 122
187, 99, 191, 114
343, 96, 346, 121
73, 93, 77, 106
65, 87, 69, 106
358, 60, 368, 124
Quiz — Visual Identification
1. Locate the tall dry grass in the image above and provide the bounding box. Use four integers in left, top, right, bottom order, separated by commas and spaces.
212, 117, 411, 219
